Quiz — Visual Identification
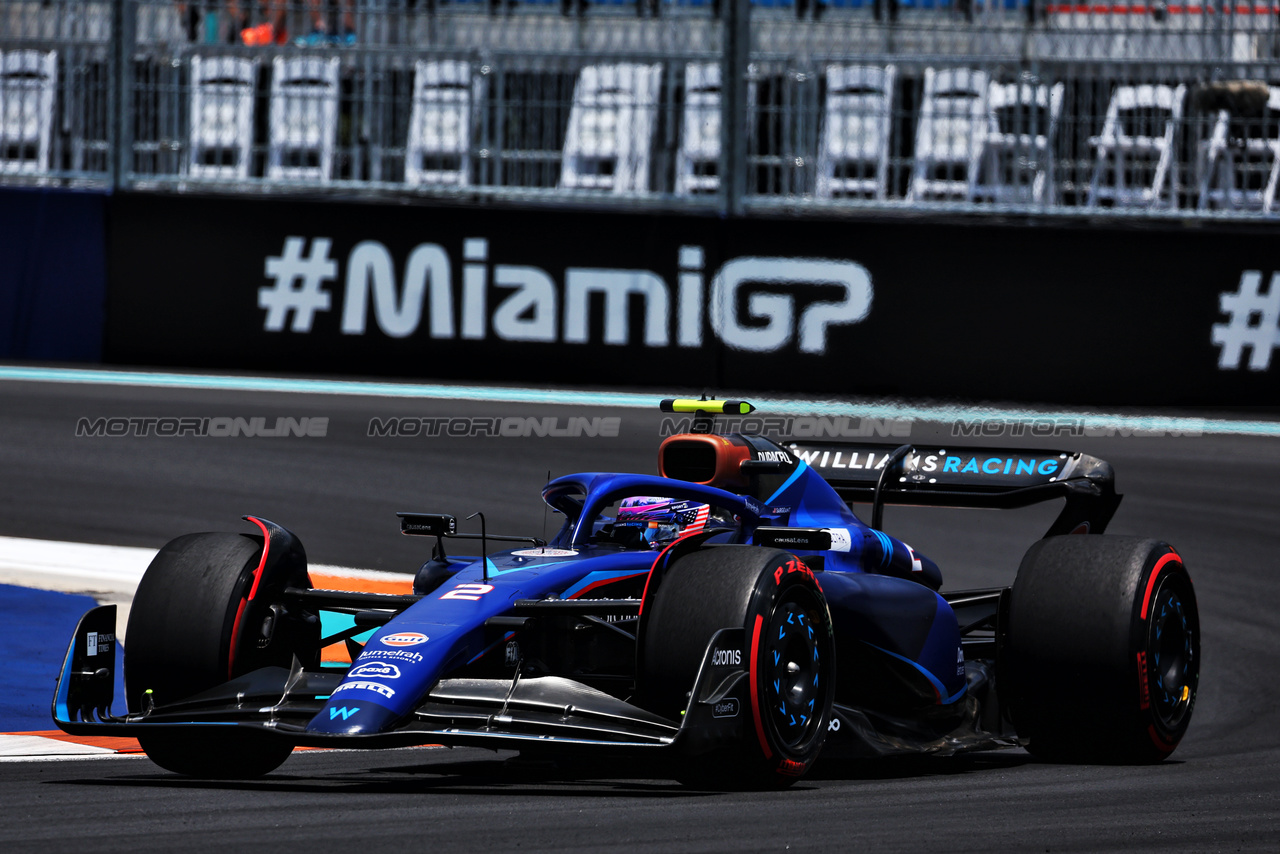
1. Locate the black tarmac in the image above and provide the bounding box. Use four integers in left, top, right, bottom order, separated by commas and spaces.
0, 377, 1277, 852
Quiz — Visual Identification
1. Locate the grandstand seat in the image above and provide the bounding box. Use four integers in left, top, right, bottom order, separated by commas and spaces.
406, 60, 477, 188
1087, 83, 1186, 209
561, 63, 663, 194
675, 62, 722, 196
188, 55, 258, 180
675, 62, 760, 197
908, 67, 990, 201
0, 49, 58, 176
972, 79, 1063, 205
268, 55, 340, 183
1197, 87, 1280, 214
815, 64, 896, 200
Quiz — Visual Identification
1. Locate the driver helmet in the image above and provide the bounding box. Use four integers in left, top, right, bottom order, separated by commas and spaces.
615, 496, 711, 548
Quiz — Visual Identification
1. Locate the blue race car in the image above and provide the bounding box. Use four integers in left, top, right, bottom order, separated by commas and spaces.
53, 398, 1199, 786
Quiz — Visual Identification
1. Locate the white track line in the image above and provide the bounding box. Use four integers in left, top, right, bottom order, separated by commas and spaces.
0, 535, 394, 600
0, 735, 117, 757
2, 365, 1279, 437
0, 535, 392, 649
0, 537, 157, 596
0, 749, 148, 763
0, 536, 399, 758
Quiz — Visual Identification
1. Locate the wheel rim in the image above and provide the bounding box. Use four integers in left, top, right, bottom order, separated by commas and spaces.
1146, 573, 1197, 732
762, 592, 826, 750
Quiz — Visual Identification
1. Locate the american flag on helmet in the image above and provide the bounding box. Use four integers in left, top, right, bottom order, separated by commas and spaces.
676, 504, 711, 533
618, 497, 711, 536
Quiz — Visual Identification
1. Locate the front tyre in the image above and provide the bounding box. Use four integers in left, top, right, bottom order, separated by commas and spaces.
125, 530, 314, 777
1006, 536, 1199, 763
137, 729, 295, 779
125, 533, 263, 712
640, 546, 835, 788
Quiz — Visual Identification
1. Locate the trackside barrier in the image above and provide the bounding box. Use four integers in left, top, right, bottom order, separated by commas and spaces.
4, 182, 1274, 408
103, 189, 1280, 406
0, 187, 105, 361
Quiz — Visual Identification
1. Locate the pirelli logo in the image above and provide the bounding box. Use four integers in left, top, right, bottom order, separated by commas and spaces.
1136, 651, 1151, 710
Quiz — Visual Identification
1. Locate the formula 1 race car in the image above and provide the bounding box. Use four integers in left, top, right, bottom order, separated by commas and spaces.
53, 398, 1199, 786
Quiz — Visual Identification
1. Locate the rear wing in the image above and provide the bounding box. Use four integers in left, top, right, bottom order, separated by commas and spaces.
785, 441, 1121, 537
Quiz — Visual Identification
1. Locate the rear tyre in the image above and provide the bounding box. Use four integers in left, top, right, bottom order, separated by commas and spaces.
1006, 535, 1199, 763
640, 546, 835, 789
125, 532, 310, 777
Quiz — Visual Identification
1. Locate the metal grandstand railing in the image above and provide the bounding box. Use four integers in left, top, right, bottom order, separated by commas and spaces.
2, 0, 1279, 217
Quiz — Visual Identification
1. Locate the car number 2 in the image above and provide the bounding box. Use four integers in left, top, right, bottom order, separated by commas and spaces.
440, 583, 495, 601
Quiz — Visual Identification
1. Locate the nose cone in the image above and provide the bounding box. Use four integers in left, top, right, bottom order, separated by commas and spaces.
307, 700, 401, 734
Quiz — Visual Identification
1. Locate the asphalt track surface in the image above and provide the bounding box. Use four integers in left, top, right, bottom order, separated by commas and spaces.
1, 375, 1278, 852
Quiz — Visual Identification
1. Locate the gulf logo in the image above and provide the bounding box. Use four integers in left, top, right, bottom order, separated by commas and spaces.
381, 632, 429, 647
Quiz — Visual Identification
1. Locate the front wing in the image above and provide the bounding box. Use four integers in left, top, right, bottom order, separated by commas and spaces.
53, 605, 750, 756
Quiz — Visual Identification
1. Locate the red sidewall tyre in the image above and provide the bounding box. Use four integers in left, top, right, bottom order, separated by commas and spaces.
125, 531, 311, 777
125, 533, 263, 711
640, 546, 836, 787
1006, 535, 1199, 763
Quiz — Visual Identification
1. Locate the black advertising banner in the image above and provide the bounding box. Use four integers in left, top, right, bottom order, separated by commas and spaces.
106, 192, 1280, 405
0, 187, 106, 361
